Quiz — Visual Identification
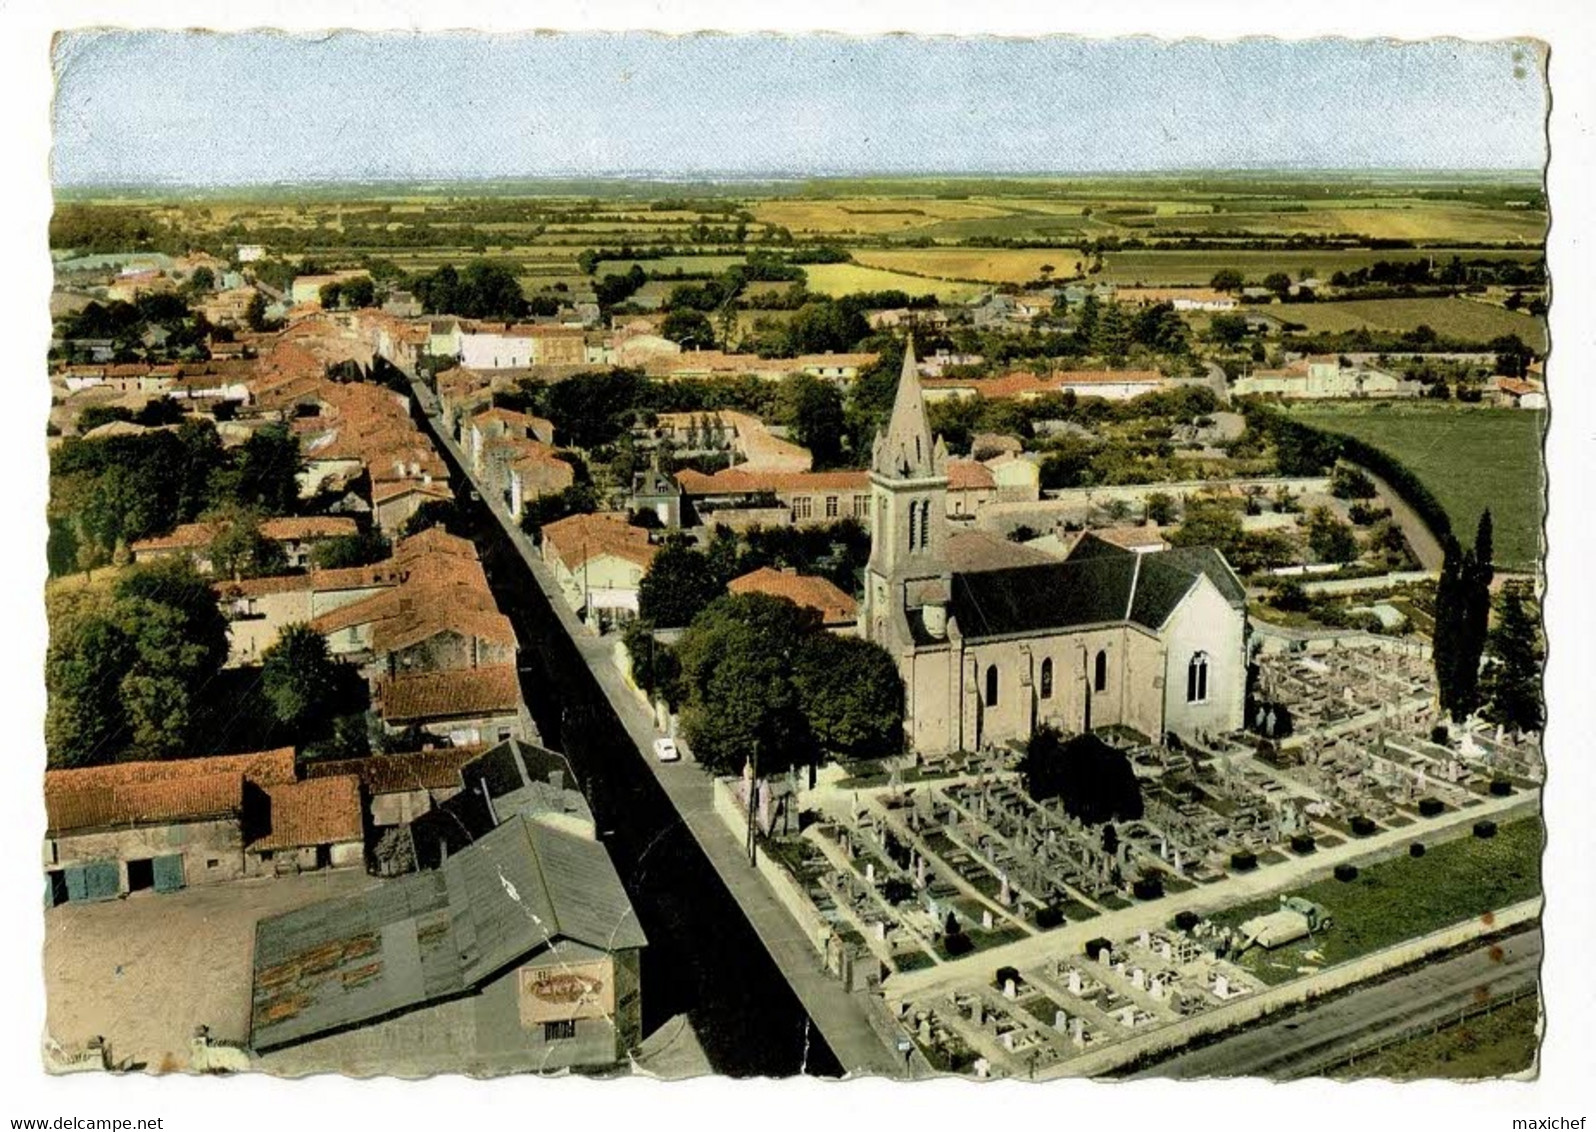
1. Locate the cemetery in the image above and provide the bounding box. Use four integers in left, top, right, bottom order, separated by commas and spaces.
735, 638, 1542, 1078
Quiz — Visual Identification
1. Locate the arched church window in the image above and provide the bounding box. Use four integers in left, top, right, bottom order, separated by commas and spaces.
985, 664, 999, 708
1094, 649, 1108, 693
906, 501, 919, 551
1040, 658, 1053, 699
918, 496, 930, 550
1186, 652, 1209, 704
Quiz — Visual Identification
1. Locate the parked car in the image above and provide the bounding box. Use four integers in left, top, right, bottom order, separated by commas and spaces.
652, 737, 680, 763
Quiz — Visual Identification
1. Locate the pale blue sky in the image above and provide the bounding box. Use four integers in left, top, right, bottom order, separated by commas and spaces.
50, 32, 1548, 185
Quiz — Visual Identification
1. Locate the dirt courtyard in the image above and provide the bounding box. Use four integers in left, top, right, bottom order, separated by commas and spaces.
44, 868, 376, 1073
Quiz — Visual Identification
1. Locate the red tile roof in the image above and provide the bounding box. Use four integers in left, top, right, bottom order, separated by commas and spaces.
305, 747, 487, 794
250, 775, 364, 850
379, 664, 523, 724
540, 512, 659, 572
946, 459, 996, 492
728, 567, 858, 625
44, 748, 297, 835
673, 467, 869, 496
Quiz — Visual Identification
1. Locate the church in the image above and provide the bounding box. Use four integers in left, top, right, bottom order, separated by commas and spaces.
860, 342, 1250, 756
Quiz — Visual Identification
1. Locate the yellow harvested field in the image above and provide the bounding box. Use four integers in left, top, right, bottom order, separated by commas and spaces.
800, 263, 985, 302
852, 247, 1085, 284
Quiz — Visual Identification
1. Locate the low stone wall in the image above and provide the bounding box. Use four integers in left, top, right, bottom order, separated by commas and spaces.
709, 778, 833, 960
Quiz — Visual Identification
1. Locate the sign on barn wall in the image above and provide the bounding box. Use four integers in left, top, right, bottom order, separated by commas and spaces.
517, 959, 614, 1026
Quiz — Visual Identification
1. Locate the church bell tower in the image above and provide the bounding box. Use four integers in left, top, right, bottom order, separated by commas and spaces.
862, 337, 951, 649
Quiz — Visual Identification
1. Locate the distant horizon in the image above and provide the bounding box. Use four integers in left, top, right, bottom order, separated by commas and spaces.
52, 32, 1548, 188
53, 166, 1547, 196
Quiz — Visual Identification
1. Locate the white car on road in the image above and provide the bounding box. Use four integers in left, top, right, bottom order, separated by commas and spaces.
652, 737, 681, 763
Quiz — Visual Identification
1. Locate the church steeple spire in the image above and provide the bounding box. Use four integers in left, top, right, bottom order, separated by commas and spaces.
872, 336, 946, 480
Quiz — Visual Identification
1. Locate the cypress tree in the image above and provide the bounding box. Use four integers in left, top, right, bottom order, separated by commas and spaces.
1484, 581, 1544, 735
1454, 511, 1495, 719
1432, 534, 1463, 716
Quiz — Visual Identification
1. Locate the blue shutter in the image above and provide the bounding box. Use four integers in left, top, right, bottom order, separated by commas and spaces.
152, 854, 186, 893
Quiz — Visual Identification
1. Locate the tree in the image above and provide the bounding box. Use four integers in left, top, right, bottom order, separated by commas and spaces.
187, 266, 215, 295
311, 527, 391, 569
789, 374, 845, 468
1262, 272, 1293, 298
1144, 492, 1177, 527
1457, 510, 1495, 714
1482, 581, 1543, 734
233, 424, 302, 514
1208, 314, 1249, 348
1017, 727, 1143, 825
45, 617, 135, 767
1330, 465, 1377, 500
400, 499, 464, 539
1305, 506, 1359, 564
1210, 268, 1245, 293
207, 510, 289, 580
342, 276, 376, 309
261, 624, 345, 732
638, 540, 727, 628
99, 561, 229, 759
791, 632, 905, 760
661, 308, 717, 350
676, 593, 820, 776
245, 291, 269, 332
1170, 500, 1244, 560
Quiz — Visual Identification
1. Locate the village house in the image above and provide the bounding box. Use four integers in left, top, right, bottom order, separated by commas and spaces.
249, 812, 645, 1075
1116, 287, 1239, 312
372, 480, 456, 537
1494, 376, 1548, 410
860, 342, 1249, 756
43, 748, 364, 906
483, 436, 576, 523
129, 515, 361, 574
673, 467, 873, 528
922, 369, 1168, 404
539, 512, 659, 632
635, 409, 812, 473
642, 350, 877, 383
375, 663, 530, 747
628, 459, 684, 528
289, 271, 371, 306
728, 566, 859, 633
1233, 356, 1423, 399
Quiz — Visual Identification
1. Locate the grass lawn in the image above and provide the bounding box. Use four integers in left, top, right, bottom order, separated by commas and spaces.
1272, 296, 1546, 351
1211, 817, 1542, 985
1286, 402, 1545, 569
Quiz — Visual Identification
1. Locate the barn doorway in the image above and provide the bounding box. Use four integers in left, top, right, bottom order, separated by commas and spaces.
126, 858, 155, 893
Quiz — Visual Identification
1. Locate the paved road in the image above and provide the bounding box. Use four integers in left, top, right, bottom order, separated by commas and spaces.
413, 385, 907, 1078
1353, 460, 1446, 571
1130, 926, 1540, 1080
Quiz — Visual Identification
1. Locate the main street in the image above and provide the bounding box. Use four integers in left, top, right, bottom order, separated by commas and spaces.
407, 378, 907, 1078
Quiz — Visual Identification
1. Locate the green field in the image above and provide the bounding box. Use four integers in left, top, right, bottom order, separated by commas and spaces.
1287, 402, 1545, 569
1091, 247, 1545, 288
1273, 297, 1547, 351
1212, 817, 1542, 985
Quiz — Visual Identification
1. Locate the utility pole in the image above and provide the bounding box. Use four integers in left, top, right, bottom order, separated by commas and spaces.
745, 739, 761, 867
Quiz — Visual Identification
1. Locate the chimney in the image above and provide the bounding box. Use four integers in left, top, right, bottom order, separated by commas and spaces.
548, 769, 564, 793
